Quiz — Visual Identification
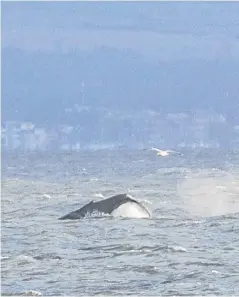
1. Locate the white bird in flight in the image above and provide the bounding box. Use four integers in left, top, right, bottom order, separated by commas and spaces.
151, 147, 180, 157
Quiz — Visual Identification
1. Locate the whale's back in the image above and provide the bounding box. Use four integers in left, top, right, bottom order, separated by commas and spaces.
58, 193, 151, 220
58, 200, 94, 220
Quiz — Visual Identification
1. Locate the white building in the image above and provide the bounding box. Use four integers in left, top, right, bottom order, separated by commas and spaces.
34, 128, 48, 150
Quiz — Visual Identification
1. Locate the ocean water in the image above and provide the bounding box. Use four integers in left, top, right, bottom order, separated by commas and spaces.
1, 149, 239, 296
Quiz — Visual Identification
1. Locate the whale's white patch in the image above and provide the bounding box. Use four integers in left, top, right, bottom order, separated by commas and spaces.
111, 201, 150, 218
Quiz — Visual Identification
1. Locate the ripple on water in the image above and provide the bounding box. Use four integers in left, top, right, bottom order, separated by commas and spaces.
1, 151, 239, 295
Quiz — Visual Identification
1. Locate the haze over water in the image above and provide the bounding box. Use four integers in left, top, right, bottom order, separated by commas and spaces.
1, 149, 239, 296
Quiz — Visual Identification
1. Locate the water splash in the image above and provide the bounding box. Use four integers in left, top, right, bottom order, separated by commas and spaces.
177, 169, 239, 217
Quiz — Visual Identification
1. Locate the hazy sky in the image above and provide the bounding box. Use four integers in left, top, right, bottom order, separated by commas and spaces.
2, 1, 239, 125
2, 1, 239, 61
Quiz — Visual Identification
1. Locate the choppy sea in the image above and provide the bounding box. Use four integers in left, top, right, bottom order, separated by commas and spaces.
1, 149, 239, 296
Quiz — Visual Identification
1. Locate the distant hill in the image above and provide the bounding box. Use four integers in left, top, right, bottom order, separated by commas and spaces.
2, 46, 239, 126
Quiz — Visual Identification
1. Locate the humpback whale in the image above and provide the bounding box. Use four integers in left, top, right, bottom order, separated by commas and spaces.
59, 193, 151, 220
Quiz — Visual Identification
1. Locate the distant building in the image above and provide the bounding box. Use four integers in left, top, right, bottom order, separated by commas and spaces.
34, 128, 48, 150
1, 128, 7, 149
59, 125, 74, 134
3, 121, 21, 150
24, 132, 37, 151
21, 122, 35, 131
72, 143, 81, 151
60, 144, 71, 151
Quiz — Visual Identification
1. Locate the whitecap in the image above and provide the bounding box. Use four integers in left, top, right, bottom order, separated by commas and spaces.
23, 290, 42, 296
170, 246, 187, 252
16, 255, 37, 265
42, 194, 51, 199
93, 193, 105, 199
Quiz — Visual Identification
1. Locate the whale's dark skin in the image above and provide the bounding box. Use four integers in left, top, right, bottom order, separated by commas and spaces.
59, 193, 151, 220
